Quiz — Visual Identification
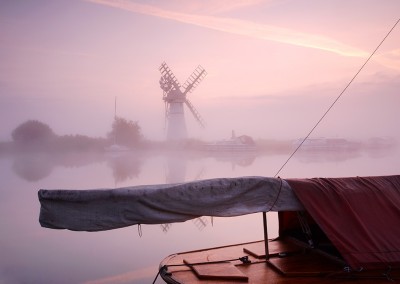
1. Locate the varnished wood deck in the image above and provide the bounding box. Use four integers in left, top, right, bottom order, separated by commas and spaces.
159, 238, 400, 283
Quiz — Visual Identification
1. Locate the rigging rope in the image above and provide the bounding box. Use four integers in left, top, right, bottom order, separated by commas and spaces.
273, 17, 400, 178
152, 256, 251, 284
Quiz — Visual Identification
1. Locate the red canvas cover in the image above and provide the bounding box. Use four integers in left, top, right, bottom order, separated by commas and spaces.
286, 175, 400, 270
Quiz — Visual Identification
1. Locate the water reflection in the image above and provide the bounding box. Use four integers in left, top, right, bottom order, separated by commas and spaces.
13, 153, 54, 181
165, 153, 187, 184
8, 138, 397, 183
106, 153, 142, 185
294, 138, 397, 163
295, 148, 362, 163
12, 152, 104, 181
364, 137, 398, 159
207, 151, 257, 169
192, 216, 209, 231
1, 138, 398, 284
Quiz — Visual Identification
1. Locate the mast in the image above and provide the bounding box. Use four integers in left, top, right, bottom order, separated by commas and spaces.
114, 96, 117, 145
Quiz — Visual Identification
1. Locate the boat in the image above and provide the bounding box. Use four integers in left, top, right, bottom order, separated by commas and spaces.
103, 97, 132, 154
38, 175, 400, 283
202, 131, 257, 152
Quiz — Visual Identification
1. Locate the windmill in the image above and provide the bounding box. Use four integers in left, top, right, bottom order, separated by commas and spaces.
159, 62, 207, 140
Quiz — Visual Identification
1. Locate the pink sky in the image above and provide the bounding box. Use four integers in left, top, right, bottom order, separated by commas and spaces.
0, 0, 399, 141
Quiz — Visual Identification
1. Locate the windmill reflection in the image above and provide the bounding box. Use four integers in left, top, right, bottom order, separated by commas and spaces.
192, 216, 209, 231
160, 223, 172, 233
164, 152, 187, 184
161, 152, 210, 233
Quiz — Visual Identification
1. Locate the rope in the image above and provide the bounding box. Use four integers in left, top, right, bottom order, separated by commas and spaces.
152, 256, 252, 283
327, 266, 397, 281
268, 177, 283, 211
273, 17, 400, 178
297, 211, 314, 248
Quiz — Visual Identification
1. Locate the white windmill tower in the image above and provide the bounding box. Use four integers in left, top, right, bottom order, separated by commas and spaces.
159, 62, 207, 140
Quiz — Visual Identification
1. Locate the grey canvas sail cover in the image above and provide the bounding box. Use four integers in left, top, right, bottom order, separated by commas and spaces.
38, 176, 303, 231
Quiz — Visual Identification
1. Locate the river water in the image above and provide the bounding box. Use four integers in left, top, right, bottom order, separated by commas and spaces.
0, 142, 398, 283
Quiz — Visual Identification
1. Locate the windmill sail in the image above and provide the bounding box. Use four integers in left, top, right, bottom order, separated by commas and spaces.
159, 62, 207, 140
159, 62, 181, 91
182, 65, 207, 95
185, 98, 206, 128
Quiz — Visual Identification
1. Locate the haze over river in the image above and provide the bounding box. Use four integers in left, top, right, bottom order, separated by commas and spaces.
0, 143, 398, 283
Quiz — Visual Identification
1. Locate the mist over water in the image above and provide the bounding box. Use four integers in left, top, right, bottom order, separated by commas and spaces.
0, 141, 398, 283
3, 134, 398, 182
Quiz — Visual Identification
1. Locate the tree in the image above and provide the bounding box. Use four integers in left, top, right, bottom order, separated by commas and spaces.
108, 117, 142, 148
12, 120, 56, 150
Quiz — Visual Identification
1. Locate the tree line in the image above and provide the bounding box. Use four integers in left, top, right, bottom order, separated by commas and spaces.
8, 118, 143, 153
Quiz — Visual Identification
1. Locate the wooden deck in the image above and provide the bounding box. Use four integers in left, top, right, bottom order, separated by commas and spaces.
159, 238, 400, 283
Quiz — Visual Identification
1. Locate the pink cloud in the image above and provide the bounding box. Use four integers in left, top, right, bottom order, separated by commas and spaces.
85, 0, 369, 57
